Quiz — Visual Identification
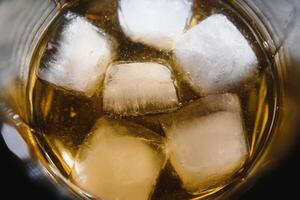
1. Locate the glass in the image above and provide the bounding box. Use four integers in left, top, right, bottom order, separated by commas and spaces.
0, 0, 299, 199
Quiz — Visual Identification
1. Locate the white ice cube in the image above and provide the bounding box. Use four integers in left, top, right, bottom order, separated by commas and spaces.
103, 62, 179, 116
160, 93, 241, 127
118, 0, 192, 51
71, 117, 166, 200
160, 94, 248, 192
181, 93, 241, 115
165, 112, 248, 192
174, 14, 258, 94
38, 13, 114, 97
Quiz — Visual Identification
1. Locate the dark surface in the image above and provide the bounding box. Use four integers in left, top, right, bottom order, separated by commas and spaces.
1, 132, 299, 200
0, 134, 56, 200
239, 141, 300, 200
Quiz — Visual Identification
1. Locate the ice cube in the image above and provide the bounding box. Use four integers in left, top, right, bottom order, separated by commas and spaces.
38, 13, 114, 97
174, 14, 258, 94
195, 93, 241, 113
125, 93, 240, 134
118, 0, 192, 51
71, 117, 166, 200
161, 94, 248, 192
160, 93, 241, 127
103, 62, 179, 116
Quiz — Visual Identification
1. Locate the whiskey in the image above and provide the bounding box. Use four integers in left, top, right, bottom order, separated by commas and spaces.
27, 0, 278, 199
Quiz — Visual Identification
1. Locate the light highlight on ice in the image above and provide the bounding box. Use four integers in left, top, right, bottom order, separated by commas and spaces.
39, 13, 114, 96
118, 0, 192, 50
174, 14, 258, 94
103, 62, 179, 116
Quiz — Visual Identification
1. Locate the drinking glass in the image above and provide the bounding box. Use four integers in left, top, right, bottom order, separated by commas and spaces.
0, 0, 299, 199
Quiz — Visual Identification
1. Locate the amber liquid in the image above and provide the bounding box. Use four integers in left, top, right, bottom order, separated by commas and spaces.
23, 0, 279, 199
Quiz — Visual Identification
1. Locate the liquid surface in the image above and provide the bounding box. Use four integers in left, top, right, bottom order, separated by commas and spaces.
27, 0, 278, 199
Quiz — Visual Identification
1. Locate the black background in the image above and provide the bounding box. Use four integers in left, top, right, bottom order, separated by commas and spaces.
0, 134, 58, 200
1, 132, 299, 200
